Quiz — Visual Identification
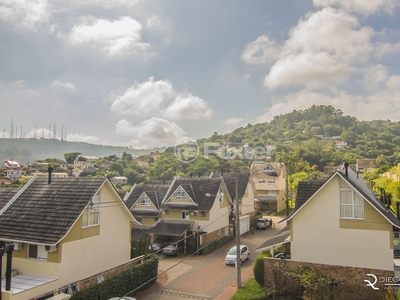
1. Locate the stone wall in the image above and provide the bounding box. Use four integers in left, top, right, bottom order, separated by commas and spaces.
263, 258, 395, 300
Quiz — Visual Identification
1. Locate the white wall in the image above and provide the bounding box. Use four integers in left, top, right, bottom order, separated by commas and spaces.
291, 176, 394, 271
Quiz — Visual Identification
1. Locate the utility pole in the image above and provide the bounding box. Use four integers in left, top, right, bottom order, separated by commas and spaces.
235, 177, 241, 288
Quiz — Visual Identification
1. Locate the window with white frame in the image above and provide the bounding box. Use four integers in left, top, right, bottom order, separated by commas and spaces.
28, 244, 48, 260
139, 194, 151, 206
175, 188, 188, 199
267, 178, 275, 184
82, 193, 100, 227
339, 180, 364, 219
182, 211, 189, 219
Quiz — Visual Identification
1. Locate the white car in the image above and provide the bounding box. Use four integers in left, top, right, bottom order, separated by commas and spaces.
225, 245, 250, 265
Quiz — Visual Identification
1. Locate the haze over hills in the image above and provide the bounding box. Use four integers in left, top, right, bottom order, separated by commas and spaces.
0, 138, 157, 164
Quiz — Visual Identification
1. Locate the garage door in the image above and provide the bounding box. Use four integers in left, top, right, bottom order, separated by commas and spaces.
239, 215, 250, 235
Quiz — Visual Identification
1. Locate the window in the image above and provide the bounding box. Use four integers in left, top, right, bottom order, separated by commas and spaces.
28, 244, 47, 260
258, 179, 266, 183
200, 211, 206, 217
139, 194, 151, 206
182, 211, 189, 219
82, 193, 100, 227
339, 180, 364, 219
267, 179, 275, 184
176, 188, 187, 199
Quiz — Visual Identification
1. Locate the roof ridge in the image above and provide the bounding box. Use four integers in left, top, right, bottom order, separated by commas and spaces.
0, 175, 37, 215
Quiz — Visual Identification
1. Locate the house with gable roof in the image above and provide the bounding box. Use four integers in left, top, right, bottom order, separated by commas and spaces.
125, 180, 171, 226
251, 161, 287, 212
154, 177, 233, 248
0, 174, 140, 300
287, 164, 400, 271
212, 172, 257, 234
259, 164, 400, 299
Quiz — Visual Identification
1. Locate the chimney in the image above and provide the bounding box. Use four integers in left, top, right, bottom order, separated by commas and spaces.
48, 167, 53, 184
5, 243, 14, 291
344, 162, 349, 177
190, 173, 192, 178
221, 169, 223, 177
198, 172, 201, 178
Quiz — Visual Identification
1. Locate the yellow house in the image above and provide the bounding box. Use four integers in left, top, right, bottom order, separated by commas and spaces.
251, 161, 287, 213
287, 165, 400, 271
156, 177, 233, 248
125, 181, 172, 226
0, 176, 139, 300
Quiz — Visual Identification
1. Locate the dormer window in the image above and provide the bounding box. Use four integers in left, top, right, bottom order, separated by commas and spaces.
176, 188, 188, 199
139, 194, 151, 206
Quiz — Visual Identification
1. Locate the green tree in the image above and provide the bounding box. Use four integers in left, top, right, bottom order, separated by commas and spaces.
64, 152, 81, 164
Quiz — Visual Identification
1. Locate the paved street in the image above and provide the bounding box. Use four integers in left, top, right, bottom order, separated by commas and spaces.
135, 216, 286, 300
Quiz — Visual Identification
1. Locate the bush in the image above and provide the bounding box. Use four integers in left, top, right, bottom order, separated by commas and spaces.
70, 255, 158, 300
253, 252, 269, 287
200, 236, 233, 255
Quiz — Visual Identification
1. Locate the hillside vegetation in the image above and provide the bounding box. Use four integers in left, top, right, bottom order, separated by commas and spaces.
152, 105, 400, 178
0, 138, 154, 164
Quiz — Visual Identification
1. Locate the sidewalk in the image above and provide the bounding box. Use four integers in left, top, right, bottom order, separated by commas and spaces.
214, 264, 254, 300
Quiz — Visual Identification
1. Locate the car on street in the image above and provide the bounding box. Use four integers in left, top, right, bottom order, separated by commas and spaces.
225, 245, 250, 265
162, 243, 183, 256
256, 218, 270, 229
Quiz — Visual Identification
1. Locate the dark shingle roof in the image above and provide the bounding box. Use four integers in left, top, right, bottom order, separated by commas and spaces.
125, 182, 170, 209
0, 176, 107, 245
0, 188, 20, 210
221, 173, 250, 200
161, 177, 223, 211
149, 219, 193, 236
295, 180, 326, 211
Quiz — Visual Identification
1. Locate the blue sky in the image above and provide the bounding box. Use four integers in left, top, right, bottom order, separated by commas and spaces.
1, 0, 400, 148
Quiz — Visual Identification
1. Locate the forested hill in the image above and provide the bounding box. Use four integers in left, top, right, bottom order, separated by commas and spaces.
0, 138, 153, 164
149, 105, 400, 179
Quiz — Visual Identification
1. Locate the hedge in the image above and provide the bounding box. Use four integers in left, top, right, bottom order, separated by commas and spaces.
70, 255, 158, 300
253, 252, 269, 287
200, 236, 233, 255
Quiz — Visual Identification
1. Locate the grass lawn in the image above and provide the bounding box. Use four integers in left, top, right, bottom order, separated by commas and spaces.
230, 277, 268, 300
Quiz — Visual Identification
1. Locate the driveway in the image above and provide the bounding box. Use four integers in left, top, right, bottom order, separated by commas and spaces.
135, 216, 286, 300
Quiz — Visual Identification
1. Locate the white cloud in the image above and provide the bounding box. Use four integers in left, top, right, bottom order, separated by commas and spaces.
110, 77, 175, 116
67, 132, 99, 144
313, 0, 400, 15
110, 77, 213, 120
163, 94, 213, 120
262, 8, 374, 89
363, 64, 388, 90
61, 16, 150, 56
224, 118, 245, 126
265, 52, 354, 89
115, 118, 186, 147
51, 80, 77, 91
241, 35, 281, 65
386, 75, 400, 91
0, 0, 51, 31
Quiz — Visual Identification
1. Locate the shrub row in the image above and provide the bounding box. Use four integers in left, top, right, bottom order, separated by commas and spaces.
200, 235, 233, 255
253, 252, 269, 287
70, 255, 158, 300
